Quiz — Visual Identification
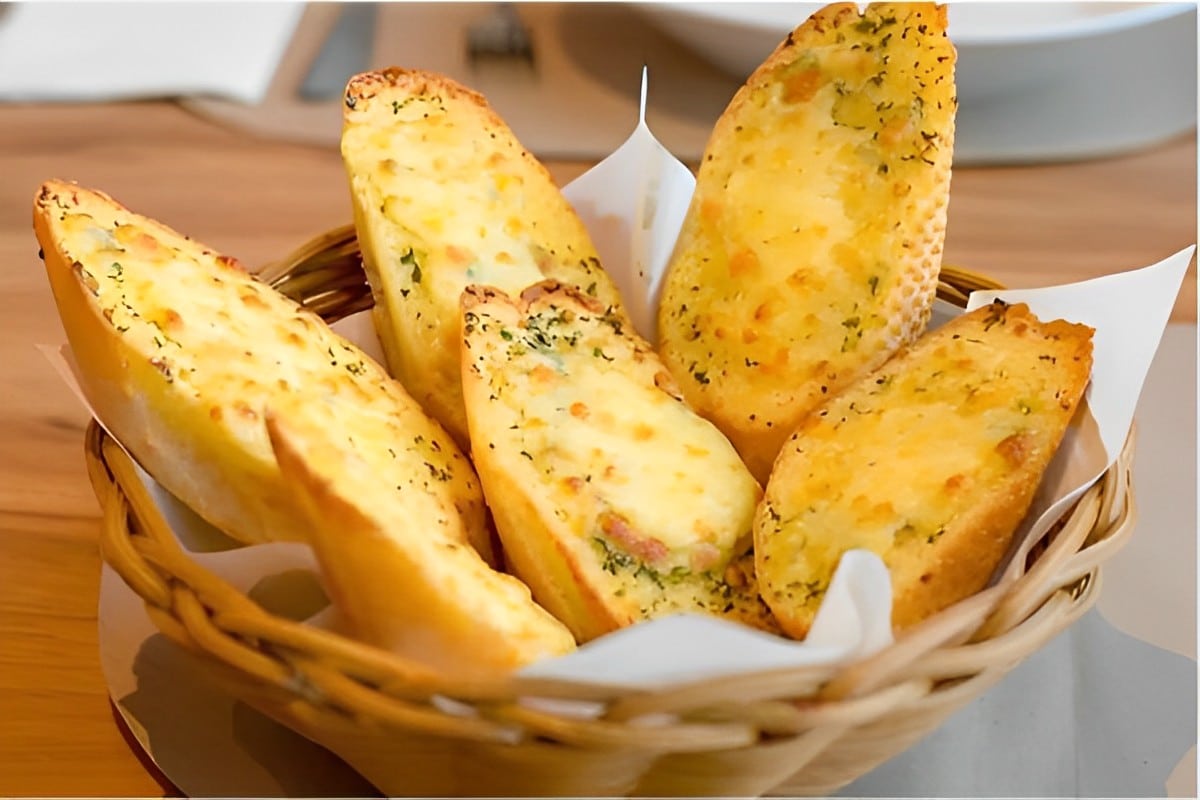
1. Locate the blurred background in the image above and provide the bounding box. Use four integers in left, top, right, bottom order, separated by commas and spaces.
0, 1, 1194, 164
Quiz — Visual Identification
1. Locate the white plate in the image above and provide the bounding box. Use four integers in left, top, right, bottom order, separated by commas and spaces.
637, 2, 1197, 163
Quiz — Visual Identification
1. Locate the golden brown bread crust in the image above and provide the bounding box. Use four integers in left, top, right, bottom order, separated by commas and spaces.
460, 281, 777, 642
266, 408, 576, 675
344, 67, 493, 124
755, 301, 1094, 638
33, 179, 493, 566
657, 3, 956, 481
342, 68, 626, 447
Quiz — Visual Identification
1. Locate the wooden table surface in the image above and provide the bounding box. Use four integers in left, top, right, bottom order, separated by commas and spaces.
0, 102, 1195, 797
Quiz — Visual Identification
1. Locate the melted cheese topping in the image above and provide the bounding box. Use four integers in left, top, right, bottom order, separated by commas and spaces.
52, 196, 486, 551
516, 344, 749, 560
657, 3, 956, 478
353, 96, 550, 296
341, 70, 624, 443
758, 301, 1093, 624
463, 287, 773, 628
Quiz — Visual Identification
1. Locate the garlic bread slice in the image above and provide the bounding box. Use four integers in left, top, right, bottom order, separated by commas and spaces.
756, 301, 1094, 638
266, 406, 576, 675
342, 68, 627, 446
34, 180, 492, 566
657, 3, 957, 481
460, 282, 776, 642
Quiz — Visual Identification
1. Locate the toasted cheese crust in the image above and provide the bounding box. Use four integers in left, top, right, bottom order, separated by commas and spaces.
33, 180, 492, 566
266, 409, 576, 675
460, 282, 776, 642
342, 68, 626, 446
657, 3, 957, 481
755, 301, 1094, 637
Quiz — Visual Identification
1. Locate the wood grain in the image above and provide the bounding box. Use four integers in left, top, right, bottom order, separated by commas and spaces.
0, 100, 1193, 796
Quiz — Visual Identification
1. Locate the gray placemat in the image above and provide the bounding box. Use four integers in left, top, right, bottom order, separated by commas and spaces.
839, 608, 1196, 798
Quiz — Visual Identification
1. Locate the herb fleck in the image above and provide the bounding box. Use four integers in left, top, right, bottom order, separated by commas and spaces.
400, 249, 422, 284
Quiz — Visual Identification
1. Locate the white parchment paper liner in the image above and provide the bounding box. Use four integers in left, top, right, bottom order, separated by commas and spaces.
45, 74, 1193, 705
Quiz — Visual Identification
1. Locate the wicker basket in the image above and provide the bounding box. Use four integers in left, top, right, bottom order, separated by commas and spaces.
86, 228, 1138, 797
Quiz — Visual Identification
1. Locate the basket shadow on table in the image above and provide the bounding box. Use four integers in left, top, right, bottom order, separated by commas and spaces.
117, 572, 380, 798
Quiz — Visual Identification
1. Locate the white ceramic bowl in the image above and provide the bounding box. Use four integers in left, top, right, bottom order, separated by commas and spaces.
637, 2, 1197, 163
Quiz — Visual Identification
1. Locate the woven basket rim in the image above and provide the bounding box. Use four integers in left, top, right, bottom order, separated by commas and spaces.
87, 416, 1135, 749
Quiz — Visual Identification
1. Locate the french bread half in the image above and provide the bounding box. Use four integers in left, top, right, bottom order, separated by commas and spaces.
657, 3, 957, 481
755, 301, 1094, 637
33, 180, 492, 568
460, 281, 777, 642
